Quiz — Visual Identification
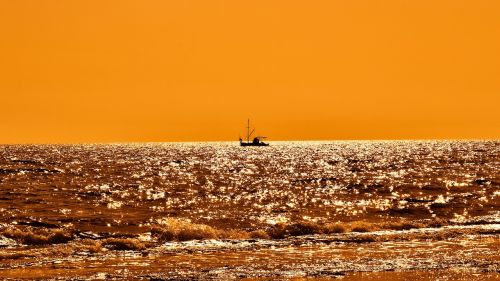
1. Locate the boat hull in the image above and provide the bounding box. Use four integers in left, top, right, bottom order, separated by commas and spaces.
240, 142, 269, 147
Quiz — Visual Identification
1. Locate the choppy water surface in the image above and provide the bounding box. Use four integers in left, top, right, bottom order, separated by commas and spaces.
0, 141, 499, 280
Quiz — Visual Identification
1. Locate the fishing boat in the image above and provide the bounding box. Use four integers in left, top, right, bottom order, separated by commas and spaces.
239, 119, 269, 146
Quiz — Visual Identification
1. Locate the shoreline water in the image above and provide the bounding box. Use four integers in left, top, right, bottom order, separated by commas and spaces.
0, 141, 498, 279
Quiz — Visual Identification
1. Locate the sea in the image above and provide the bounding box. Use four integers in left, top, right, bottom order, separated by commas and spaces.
0, 141, 499, 280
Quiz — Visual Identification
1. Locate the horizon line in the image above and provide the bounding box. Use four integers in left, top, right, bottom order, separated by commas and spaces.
1, 138, 499, 145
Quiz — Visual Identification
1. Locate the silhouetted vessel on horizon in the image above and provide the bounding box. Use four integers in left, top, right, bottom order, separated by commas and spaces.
239, 119, 269, 146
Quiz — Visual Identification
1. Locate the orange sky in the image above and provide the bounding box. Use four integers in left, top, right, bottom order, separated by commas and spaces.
1, 1, 499, 143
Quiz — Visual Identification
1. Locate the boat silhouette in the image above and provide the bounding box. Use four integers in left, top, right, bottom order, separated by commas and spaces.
239, 119, 269, 146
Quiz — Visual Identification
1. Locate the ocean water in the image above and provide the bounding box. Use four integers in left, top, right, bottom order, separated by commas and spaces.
0, 141, 499, 280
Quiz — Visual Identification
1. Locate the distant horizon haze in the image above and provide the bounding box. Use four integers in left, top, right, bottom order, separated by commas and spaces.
1, 1, 499, 143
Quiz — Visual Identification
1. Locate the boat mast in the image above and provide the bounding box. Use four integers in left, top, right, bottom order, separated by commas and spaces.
247, 119, 250, 143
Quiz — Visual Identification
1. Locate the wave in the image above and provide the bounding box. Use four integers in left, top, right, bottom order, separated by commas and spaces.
151, 218, 268, 241
1, 217, 497, 251
1, 226, 74, 245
